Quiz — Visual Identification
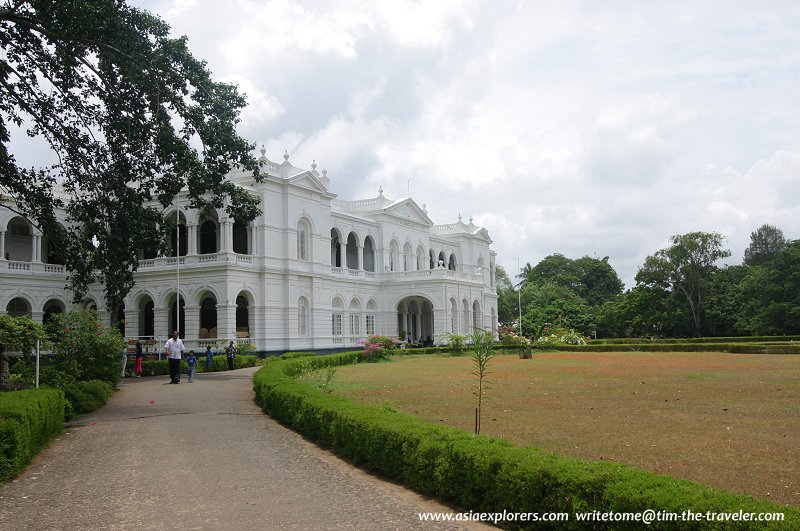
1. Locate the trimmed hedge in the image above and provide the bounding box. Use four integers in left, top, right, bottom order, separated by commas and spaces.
545, 343, 800, 354
589, 336, 800, 345
137, 355, 258, 377
63, 380, 114, 419
253, 354, 800, 530
0, 388, 65, 481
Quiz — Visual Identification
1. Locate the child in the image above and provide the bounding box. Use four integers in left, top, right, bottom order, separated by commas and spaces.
204, 346, 213, 372
186, 350, 197, 382
134, 341, 144, 377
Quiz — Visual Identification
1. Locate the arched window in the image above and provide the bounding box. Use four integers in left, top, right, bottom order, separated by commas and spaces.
366, 300, 377, 336
199, 219, 218, 254
389, 241, 399, 272
346, 232, 358, 270
331, 297, 343, 341
403, 243, 412, 272
298, 297, 308, 336
331, 229, 342, 267
429, 249, 435, 270
449, 253, 457, 271
473, 300, 482, 330
297, 220, 309, 261
233, 220, 248, 254
139, 298, 155, 338
349, 299, 361, 337
200, 296, 217, 338
236, 295, 249, 337
43, 299, 65, 325
6, 297, 31, 317
363, 236, 375, 272
416, 246, 425, 271
450, 298, 458, 333
438, 251, 446, 268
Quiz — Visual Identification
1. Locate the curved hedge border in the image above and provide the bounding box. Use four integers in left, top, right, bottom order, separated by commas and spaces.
253, 353, 799, 530
0, 388, 65, 481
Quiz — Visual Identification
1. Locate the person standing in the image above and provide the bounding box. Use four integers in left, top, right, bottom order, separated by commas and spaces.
134, 341, 144, 377
204, 346, 213, 373
164, 331, 185, 384
225, 341, 236, 371
186, 350, 197, 383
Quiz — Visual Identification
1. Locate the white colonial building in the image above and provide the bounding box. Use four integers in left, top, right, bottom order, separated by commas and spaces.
0, 149, 498, 354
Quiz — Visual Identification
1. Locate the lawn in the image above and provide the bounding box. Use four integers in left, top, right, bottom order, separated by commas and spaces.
332, 351, 800, 507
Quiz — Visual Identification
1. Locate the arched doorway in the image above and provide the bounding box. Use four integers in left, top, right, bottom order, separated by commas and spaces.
6, 297, 31, 317
43, 299, 65, 326
168, 294, 185, 338
138, 297, 155, 338
396, 296, 434, 342
200, 295, 217, 338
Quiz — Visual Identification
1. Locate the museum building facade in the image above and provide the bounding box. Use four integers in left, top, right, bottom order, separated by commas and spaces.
0, 149, 498, 354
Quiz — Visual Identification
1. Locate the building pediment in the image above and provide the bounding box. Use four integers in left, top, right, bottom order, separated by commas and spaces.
286, 171, 330, 194
383, 199, 433, 226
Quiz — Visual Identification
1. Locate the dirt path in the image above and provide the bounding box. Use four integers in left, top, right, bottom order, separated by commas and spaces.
0, 368, 490, 530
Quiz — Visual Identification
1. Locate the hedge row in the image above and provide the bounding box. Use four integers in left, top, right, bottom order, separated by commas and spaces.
253, 354, 800, 530
545, 343, 800, 354
134, 355, 258, 377
0, 388, 65, 481
589, 336, 800, 345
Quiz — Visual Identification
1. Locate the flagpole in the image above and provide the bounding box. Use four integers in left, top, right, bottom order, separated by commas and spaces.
176, 195, 180, 338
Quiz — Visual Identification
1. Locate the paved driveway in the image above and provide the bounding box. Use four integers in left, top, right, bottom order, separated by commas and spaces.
0, 367, 490, 530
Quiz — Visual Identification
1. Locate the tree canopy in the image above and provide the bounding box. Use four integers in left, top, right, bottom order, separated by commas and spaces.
743, 223, 786, 266
0, 0, 261, 307
635, 231, 731, 336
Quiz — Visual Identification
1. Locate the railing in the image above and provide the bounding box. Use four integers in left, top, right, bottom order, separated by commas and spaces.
0, 260, 66, 275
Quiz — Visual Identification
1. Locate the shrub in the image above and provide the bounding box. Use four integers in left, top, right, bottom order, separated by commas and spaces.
0, 388, 65, 481
443, 332, 467, 354
44, 311, 126, 386
62, 380, 114, 419
359, 335, 399, 362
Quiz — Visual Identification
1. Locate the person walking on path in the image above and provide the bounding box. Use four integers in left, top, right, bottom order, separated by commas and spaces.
164, 331, 185, 384
186, 350, 197, 382
204, 345, 213, 372
225, 341, 236, 371
134, 341, 144, 377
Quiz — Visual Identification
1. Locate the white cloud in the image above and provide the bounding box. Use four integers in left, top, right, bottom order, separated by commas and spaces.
122, 1, 800, 287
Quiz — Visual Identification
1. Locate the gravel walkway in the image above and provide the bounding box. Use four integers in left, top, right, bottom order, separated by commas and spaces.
0, 367, 491, 530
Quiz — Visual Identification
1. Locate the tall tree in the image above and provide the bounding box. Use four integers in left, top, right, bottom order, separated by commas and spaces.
0, 1, 261, 307
494, 265, 518, 325
635, 231, 731, 336
743, 224, 786, 266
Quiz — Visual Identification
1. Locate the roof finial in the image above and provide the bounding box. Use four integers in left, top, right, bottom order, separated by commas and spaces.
259, 145, 266, 158
283, 149, 289, 162
378, 186, 384, 196
469, 215, 474, 225
458, 213, 462, 222
311, 159, 317, 171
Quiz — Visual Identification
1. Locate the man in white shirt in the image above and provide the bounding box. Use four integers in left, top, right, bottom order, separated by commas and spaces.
164, 330, 185, 384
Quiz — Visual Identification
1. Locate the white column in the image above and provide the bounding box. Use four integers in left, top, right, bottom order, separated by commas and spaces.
357, 244, 363, 270
187, 224, 197, 255
0, 229, 5, 260
32, 234, 41, 262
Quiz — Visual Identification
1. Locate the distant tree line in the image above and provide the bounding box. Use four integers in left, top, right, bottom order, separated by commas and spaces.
497, 224, 799, 338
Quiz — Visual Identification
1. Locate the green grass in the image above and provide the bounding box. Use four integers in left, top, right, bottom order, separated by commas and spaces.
333, 351, 800, 507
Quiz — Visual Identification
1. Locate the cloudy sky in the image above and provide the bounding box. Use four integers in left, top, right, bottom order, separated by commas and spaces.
132, 0, 800, 287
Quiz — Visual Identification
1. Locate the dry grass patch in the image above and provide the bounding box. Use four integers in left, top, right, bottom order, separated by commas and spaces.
333, 351, 800, 506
